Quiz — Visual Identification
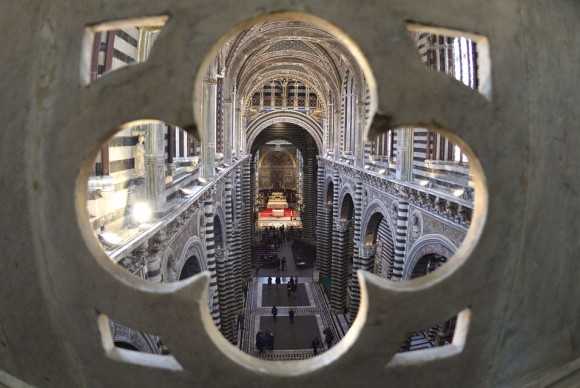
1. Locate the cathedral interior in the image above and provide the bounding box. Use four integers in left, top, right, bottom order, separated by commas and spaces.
0, 1, 578, 387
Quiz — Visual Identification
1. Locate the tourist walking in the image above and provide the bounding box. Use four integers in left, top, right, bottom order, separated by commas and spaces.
289, 308, 295, 324
271, 305, 278, 321
312, 336, 320, 355
323, 327, 334, 349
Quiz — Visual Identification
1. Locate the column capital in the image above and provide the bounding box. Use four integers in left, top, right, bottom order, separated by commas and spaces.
336, 220, 350, 232
361, 244, 376, 258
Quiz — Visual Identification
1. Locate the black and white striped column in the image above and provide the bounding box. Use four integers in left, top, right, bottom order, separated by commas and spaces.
330, 171, 347, 312
241, 162, 252, 281
348, 181, 364, 322
215, 242, 230, 341
331, 220, 351, 313
224, 177, 239, 343
302, 157, 316, 242
204, 199, 221, 329
316, 162, 331, 277
232, 169, 243, 284
392, 196, 410, 281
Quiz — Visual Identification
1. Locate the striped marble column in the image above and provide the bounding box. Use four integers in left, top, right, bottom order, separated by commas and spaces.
321, 204, 333, 278
392, 195, 410, 281
204, 199, 221, 329
416, 32, 430, 65
330, 220, 351, 312
330, 171, 346, 312
348, 181, 364, 322
215, 245, 230, 341
225, 177, 239, 343
250, 163, 257, 238
241, 162, 252, 281
230, 168, 244, 294
302, 157, 315, 242
316, 162, 330, 276
232, 169, 243, 284
363, 142, 372, 164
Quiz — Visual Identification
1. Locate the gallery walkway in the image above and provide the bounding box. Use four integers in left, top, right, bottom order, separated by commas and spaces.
239, 240, 350, 360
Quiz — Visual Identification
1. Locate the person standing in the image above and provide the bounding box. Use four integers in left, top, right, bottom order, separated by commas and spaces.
289, 308, 295, 324
256, 330, 265, 353
312, 336, 320, 355
271, 305, 278, 321
237, 312, 245, 333
242, 282, 248, 301
282, 257, 286, 271
268, 332, 275, 351
324, 327, 334, 349
265, 330, 271, 350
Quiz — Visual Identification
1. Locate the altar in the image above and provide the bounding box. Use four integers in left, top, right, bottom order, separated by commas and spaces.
272, 209, 285, 217
267, 192, 288, 209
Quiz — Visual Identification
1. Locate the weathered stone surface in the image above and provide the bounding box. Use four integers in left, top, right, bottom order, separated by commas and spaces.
0, 0, 578, 386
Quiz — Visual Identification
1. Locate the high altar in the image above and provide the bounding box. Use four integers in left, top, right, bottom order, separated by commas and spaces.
267, 192, 288, 209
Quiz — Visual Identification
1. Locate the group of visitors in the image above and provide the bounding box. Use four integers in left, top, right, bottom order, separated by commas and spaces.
287, 276, 299, 298
312, 327, 335, 355
259, 225, 287, 248
266, 276, 298, 292
255, 329, 275, 353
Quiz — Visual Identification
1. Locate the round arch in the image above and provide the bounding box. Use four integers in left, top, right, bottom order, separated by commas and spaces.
403, 235, 458, 280
109, 320, 161, 354
246, 111, 323, 153
213, 203, 227, 250
359, 199, 393, 246
166, 236, 207, 282
324, 176, 334, 204
337, 185, 355, 220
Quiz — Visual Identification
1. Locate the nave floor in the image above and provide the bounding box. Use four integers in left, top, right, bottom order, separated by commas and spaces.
238, 240, 350, 360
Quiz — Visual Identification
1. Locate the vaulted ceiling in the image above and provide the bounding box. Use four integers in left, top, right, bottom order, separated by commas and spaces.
219, 19, 366, 157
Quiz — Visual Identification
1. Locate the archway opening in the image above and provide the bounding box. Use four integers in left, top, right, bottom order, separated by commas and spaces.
399, 252, 456, 352
180, 256, 203, 280
409, 253, 448, 279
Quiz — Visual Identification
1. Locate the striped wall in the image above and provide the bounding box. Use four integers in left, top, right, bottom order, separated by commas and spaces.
88, 28, 144, 233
